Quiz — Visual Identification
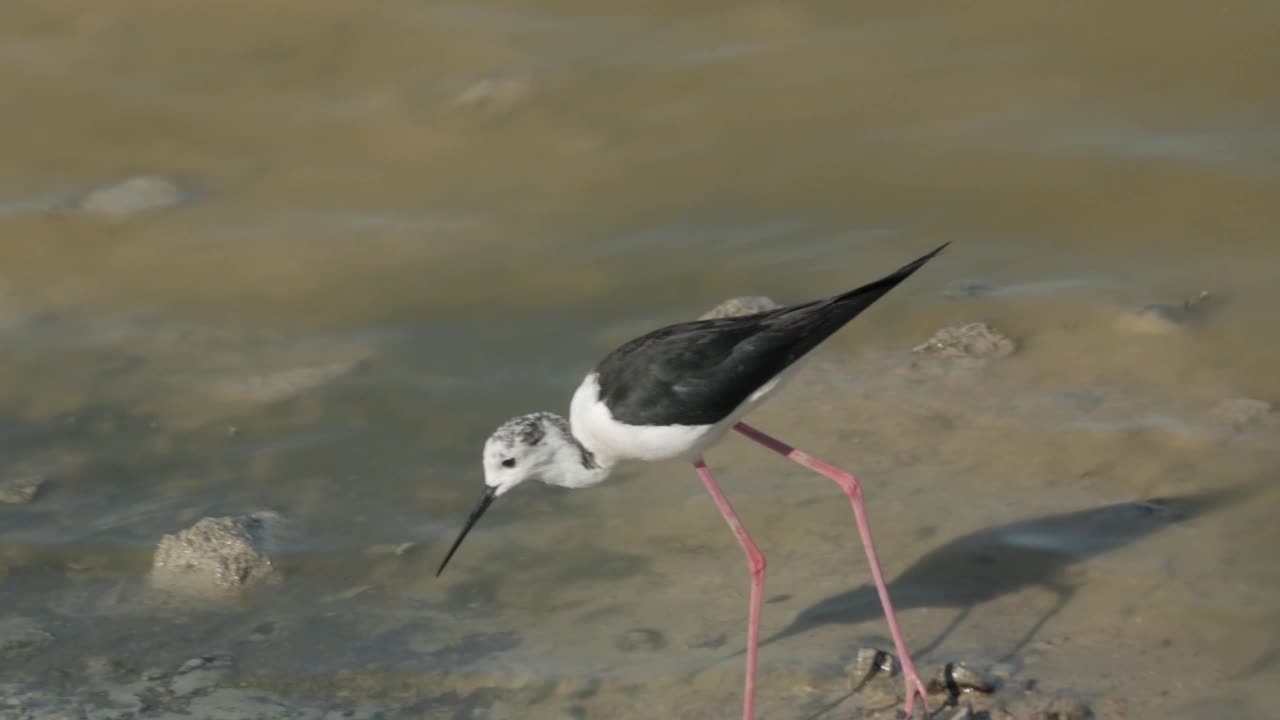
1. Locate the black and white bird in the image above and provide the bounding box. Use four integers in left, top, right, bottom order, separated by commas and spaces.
436, 243, 949, 719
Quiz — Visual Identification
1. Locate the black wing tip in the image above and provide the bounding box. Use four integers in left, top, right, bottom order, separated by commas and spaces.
900, 241, 951, 273
838, 241, 951, 299
881, 241, 951, 282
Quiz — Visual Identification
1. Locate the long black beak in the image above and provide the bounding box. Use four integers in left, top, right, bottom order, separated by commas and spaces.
436, 486, 498, 577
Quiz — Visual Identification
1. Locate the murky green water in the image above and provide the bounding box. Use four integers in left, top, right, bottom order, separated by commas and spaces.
2, 2, 1279, 718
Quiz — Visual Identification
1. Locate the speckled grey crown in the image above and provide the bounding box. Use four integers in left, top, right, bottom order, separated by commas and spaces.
491, 412, 596, 470
491, 412, 572, 448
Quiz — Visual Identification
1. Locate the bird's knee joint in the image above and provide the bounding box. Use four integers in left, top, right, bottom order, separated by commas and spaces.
749, 552, 767, 577
835, 475, 863, 500
846, 480, 863, 500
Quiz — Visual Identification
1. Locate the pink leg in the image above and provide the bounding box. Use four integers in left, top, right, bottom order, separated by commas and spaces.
693, 458, 764, 720
732, 422, 929, 718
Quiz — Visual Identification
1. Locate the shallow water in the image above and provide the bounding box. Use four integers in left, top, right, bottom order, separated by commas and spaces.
2, 2, 1279, 718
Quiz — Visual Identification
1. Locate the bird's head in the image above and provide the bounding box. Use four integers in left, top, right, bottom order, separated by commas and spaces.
480, 413, 564, 497
435, 413, 572, 577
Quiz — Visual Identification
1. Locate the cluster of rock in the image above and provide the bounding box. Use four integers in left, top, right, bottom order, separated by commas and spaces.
839, 648, 1093, 720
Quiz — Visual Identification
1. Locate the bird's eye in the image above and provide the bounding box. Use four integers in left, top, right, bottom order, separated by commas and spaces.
501, 458, 516, 468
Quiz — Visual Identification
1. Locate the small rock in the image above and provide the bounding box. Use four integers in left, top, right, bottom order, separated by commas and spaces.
453, 77, 533, 115
699, 296, 781, 320
177, 655, 220, 674
847, 647, 898, 691
913, 321, 1017, 360
928, 661, 997, 696
72, 175, 193, 216
151, 513, 280, 597
942, 703, 974, 720
950, 662, 997, 692
1115, 290, 1213, 335
0, 475, 45, 504
1210, 397, 1274, 431
613, 628, 666, 653
0, 617, 53, 655
905, 321, 1017, 375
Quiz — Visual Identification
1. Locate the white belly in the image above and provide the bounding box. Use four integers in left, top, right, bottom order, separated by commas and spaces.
568, 362, 805, 464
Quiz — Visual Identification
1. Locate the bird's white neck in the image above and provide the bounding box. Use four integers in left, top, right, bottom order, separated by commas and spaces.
538, 413, 614, 489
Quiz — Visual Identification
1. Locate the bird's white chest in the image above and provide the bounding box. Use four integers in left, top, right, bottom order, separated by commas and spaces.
569, 374, 714, 462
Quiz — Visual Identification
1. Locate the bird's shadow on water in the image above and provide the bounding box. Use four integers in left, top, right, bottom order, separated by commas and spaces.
737, 486, 1252, 667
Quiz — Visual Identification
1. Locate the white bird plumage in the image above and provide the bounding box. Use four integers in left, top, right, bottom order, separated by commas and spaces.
483, 359, 807, 496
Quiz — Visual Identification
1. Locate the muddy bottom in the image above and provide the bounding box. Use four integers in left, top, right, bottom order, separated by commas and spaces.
2, 305, 1277, 719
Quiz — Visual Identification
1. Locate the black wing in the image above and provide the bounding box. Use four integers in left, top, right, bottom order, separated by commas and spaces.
594, 243, 949, 426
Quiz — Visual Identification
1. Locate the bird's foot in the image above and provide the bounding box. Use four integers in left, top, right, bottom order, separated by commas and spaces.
899, 660, 930, 718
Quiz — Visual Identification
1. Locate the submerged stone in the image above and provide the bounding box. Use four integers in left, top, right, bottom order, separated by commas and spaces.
1115, 290, 1214, 335
0, 475, 45, 504
912, 321, 1017, 361
151, 513, 280, 597
904, 320, 1017, 376
453, 76, 533, 115
72, 174, 194, 216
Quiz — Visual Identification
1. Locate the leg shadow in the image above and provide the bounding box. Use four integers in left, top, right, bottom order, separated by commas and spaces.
727, 486, 1252, 662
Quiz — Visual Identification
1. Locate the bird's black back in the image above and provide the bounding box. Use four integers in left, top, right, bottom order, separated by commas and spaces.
594, 242, 949, 426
